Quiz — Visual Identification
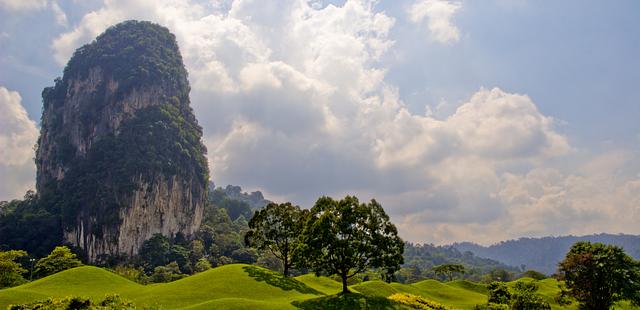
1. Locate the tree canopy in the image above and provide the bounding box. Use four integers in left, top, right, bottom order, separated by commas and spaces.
0, 250, 28, 288
245, 202, 307, 276
557, 241, 640, 309
432, 263, 465, 282
34, 246, 82, 278
295, 196, 404, 293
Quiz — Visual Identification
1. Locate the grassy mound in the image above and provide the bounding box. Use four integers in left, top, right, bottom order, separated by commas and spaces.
129, 265, 325, 309
0, 266, 141, 307
351, 281, 400, 298
2, 264, 638, 309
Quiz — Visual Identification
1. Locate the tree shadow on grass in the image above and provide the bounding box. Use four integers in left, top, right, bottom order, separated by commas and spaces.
242, 266, 324, 295
292, 293, 401, 310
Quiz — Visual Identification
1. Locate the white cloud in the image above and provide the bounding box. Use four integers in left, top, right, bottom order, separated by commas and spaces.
48, 0, 638, 244
408, 0, 462, 44
0, 0, 46, 11
51, 1, 68, 26
0, 86, 38, 201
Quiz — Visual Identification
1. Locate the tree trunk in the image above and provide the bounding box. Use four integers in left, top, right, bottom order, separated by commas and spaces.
341, 272, 350, 294
283, 261, 289, 277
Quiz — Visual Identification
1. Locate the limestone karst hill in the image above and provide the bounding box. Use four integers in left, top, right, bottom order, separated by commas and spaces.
35, 20, 209, 262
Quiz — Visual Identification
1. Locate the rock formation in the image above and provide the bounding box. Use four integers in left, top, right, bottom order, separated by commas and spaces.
35, 20, 208, 262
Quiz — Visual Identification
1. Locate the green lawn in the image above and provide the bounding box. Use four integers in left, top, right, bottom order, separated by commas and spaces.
0, 265, 638, 309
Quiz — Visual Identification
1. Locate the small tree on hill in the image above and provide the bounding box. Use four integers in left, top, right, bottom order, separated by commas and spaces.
295, 196, 404, 294
510, 281, 551, 310
244, 202, 307, 276
0, 250, 28, 288
558, 241, 640, 309
433, 264, 465, 282
34, 246, 82, 278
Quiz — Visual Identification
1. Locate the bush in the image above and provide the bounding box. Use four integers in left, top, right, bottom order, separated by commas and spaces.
150, 261, 184, 283
111, 265, 149, 284
487, 282, 510, 304
473, 303, 509, 310
194, 257, 211, 273
388, 293, 453, 309
8, 294, 135, 309
510, 282, 550, 310
520, 270, 546, 280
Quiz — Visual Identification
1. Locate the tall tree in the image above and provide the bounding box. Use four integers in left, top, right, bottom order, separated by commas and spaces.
244, 202, 306, 276
296, 196, 404, 294
432, 264, 465, 282
558, 241, 640, 309
0, 250, 28, 288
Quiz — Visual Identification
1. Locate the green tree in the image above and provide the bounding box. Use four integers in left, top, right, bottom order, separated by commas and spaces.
432, 264, 465, 282
0, 250, 28, 288
296, 196, 404, 294
487, 282, 511, 305
244, 202, 306, 276
150, 261, 184, 283
34, 246, 82, 278
485, 268, 513, 282
509, 281, 551, 310
139, 234, 170, 271
194, 257, 212, 273
558, 241, 640, 309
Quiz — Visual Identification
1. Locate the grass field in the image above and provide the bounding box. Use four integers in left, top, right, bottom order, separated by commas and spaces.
0, 265, 637, 309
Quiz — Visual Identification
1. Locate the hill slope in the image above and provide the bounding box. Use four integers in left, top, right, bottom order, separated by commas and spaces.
1, 264, 638, 309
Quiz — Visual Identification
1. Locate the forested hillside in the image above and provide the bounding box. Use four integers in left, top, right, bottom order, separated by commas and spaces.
399, 243, 519, 283
453, 234, 640, 274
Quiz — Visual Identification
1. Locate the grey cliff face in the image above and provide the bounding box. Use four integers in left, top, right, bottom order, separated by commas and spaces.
35, 21, 208, 262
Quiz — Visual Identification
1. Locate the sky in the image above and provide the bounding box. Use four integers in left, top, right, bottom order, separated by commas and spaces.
1, 0, 639, 245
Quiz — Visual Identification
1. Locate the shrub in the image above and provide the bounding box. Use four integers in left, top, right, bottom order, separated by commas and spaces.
388, 293, 453, 310
8, 294, 135, 309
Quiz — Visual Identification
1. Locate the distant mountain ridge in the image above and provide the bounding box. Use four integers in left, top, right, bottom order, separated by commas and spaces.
452, 233, 640, 275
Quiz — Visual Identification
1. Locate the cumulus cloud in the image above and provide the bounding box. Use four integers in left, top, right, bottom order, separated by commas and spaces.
0, 86, 38, 201
408, 0, 462, 44
48, 0, 638, 244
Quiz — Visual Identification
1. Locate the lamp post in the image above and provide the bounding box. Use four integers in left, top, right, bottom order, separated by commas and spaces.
29, 258, 35, 281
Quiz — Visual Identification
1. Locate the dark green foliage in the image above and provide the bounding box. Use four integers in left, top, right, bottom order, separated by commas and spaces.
292, 293, 400, 310
509, 282, 551, 310
8, 294, 135, 310
208, 185, 270, 220
0, 250, 28, 288
432, 264, 465, 282
150, 261, 184, 283
487, 282, 511, 304
245, 202, 307, 276
63, 20, 189, 100
520, 270, 546, 280
485, 268, 514, 283
34, 246, 82, 278
139, 234, 170, 271
296, 196, 404, 294
558, 241, 640, 309
401, 243, 518, 283
0, 192, 62, 257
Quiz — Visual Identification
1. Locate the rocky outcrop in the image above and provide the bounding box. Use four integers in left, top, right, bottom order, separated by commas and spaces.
35, 20, 208, 262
